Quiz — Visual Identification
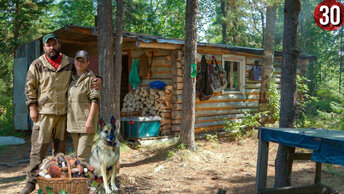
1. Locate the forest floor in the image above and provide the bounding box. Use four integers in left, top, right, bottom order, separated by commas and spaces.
1, 131, 344, 194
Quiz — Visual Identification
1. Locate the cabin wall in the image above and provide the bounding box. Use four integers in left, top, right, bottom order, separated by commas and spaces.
169, 50, 310, 134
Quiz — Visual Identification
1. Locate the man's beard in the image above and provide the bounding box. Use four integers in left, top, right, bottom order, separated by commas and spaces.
46, 49, 61, 60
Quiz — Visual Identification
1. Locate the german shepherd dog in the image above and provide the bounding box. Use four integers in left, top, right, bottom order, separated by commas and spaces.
90, 116, 120, 193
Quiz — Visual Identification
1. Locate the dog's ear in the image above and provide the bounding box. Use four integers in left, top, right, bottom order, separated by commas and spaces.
110, 116, 117, 131
99, 119, 105, 129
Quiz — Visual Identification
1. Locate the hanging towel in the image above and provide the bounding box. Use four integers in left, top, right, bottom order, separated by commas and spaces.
129, 59, 141, 89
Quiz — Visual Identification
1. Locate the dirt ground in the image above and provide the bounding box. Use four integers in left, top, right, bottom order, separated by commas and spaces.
1, 132, 344, 194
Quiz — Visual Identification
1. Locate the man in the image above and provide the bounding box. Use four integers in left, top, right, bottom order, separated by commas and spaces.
21, 34, 102, 194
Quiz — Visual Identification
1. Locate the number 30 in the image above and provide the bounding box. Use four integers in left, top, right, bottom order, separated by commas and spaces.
320, 5, 340, 25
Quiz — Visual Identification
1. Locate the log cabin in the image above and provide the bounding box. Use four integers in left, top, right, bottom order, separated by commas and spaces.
13, 25, 315, 136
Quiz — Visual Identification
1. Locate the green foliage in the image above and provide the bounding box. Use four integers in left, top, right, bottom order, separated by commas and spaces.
224, 74, 280, 138
168, 143, 186, 158
267, 74, 280, 122
224, 111, 268, 139
53, 0, 96, 28
205, 132, 218, 143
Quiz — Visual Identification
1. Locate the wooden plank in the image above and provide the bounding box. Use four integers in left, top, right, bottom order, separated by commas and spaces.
140, 79, 173, 86
246, 83, 261, 88
289, 153, 312, 160
196, 108, 259, 116
195, 120, 227, 128
150, 66, 171, 72
196, 101, 259, 109
150, 72, 173, 79
136, 41, 182, 50
255, 130, 269, 194
196, 114, 245, 121
196, 99, 259, 104
195, 125, 224, 132
195, 94, 259, 101
260, 184, 323, 194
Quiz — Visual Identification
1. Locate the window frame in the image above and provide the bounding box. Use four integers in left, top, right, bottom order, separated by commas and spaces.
221, 54, 246, 94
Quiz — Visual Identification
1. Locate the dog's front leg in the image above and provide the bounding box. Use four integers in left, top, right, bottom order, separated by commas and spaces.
111, 162, 118, 192
101, 165, 111, 194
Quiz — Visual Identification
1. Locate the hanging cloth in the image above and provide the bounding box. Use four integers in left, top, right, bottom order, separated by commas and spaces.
129, 59, 141, 89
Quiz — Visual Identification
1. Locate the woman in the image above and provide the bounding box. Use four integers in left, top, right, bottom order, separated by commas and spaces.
67, 50, 100, 162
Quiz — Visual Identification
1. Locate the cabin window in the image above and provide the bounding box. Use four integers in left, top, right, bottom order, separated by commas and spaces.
222, 55, 246, 94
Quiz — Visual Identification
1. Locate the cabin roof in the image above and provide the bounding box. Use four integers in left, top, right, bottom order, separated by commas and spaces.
39, 25, 316, 60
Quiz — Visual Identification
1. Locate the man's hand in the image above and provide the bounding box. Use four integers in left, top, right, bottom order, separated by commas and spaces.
29, 104, 38, 123
85, 119, 93, 134
91, 77, 102, 90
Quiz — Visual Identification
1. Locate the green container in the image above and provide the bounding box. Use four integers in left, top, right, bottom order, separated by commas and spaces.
120, 116, 161, 138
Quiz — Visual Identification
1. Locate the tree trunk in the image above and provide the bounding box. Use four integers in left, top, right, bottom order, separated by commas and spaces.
259, 5, 277, 113
340, 27, 343, 92
259, 9, 265, 48
274, 0, 301, 187
221, 0, 227, 44
97, 0, 114, 122
179, 0, 198, 151
114, 0, 123, 123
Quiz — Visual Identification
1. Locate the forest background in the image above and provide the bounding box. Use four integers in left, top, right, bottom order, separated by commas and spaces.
0, 0, 343, 135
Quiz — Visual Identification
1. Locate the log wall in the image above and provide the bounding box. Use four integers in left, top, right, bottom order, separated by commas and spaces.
171, 51, 309, 133
126, 48, 310, 135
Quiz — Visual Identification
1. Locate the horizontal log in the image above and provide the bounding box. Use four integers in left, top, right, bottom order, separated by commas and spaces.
196, 114, 245, 122
173, 76, 184, 83
130, 48, 171, 58
172, 104, 182, 111
151, 66, 172, 72
172, 119, 181, 124
195, 117, 239, 124
136, 41, 182, 50
196, 99, 259, 104
195, 125, 224, 132
171, 111, 182, 119
196, 53, 222, 62
196, 101, 259, 109
172, 95, 183, 103
172, 125, 181, 132
195, 120, 226, 128
140, 79, 173, 86
150, 72, 173, 79
173, 83, 184, 90
195, 108, 259, 117
246, 58, 261, 65
173, 90, 183, 95
246, 83, 261, 88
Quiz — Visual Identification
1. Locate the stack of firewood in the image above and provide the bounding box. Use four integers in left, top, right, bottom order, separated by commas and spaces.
121, 86, 173, 135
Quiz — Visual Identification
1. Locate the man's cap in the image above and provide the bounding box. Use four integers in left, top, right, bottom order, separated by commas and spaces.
43, 33, 58, 45
75, 50, 89, 61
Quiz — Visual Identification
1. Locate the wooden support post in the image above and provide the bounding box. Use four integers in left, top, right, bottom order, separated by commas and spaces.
314, 162, 321, 185
255, 129, 269, 194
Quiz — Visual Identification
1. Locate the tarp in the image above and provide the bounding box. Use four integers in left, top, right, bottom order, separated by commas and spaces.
258, 127, 344, 166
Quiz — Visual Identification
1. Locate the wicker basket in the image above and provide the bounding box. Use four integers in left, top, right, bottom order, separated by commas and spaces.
37, 156, 93, 194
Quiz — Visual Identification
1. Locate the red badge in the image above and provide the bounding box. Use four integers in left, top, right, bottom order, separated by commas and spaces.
314, 0, 344, 31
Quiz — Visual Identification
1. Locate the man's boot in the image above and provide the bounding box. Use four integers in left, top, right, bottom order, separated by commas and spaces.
20, 182, 35, 194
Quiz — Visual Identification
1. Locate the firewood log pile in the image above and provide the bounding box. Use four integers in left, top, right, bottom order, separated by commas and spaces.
121, 85, 173, 135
